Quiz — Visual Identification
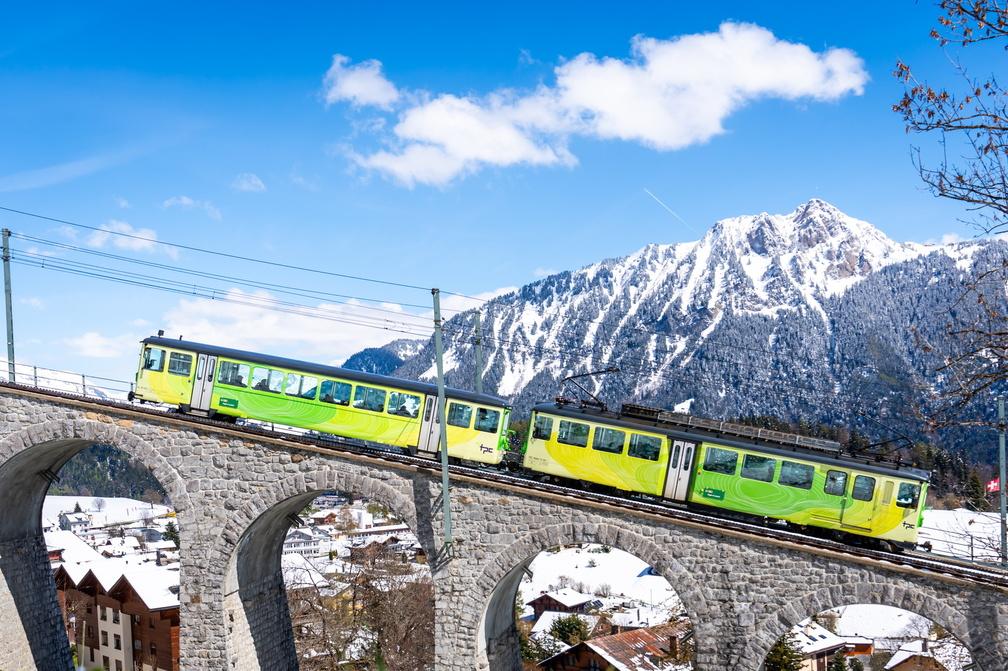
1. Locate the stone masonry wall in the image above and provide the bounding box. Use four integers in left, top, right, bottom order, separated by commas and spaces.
0, 387, 1006, 671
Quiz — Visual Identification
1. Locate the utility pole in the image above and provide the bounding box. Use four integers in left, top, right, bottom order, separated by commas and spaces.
473, 310, 483, 395
999, 397, 1007, 566
2, 229, 14, 383
432, 288, 453, 548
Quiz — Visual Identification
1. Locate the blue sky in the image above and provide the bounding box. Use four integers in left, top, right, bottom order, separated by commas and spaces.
0, 1, 998, 384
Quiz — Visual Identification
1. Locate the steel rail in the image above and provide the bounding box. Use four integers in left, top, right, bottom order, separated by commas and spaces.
3, 381, 1007, 590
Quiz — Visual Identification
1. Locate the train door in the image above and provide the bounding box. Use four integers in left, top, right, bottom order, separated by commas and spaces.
662, 439, 696, 502
189, 353, 217, 412
416, 395, 441, 454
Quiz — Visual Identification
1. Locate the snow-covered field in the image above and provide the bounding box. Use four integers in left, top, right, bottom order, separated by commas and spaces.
43, 495, 171, 528
518, 544, 684, 623
919, 508, 1003, 562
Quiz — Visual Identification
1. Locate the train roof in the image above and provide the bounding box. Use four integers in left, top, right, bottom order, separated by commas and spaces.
141, 336, 508, 408
532, 401, 930, 483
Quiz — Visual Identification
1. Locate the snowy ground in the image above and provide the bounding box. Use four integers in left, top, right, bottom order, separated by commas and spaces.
919, 508, 1003, 562
43, 495, 171, 528
518, 544, 684, 624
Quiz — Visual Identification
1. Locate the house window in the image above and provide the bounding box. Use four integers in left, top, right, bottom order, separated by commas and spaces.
150, 642, 157, 656
115, 661, 122, 671
112, 609, 120, 624
134, 639, 141, 651
149, 616, 155, 629
114, 634, 121, 650
100, 605, 107, 621
132, 614, 140, 626
101, 631, 108, 646
102, 656, 109, 671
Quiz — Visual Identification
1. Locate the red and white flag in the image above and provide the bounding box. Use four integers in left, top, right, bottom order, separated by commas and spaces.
987, 478, 1001, 494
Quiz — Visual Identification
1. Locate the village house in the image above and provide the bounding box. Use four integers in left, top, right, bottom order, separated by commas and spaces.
59, 511, 90, 534
537, 620, 692, 671
792, 620, 851, 671
527, 588, 601, 621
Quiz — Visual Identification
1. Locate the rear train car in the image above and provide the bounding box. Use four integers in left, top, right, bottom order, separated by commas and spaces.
131, 336, 510, 465
522, 402, 929, 548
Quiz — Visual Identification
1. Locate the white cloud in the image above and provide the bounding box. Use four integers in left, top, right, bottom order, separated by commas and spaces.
341, 23, 867, 186
130, 318, 150, 327
231, 172, 266, 192
323, 54, 400, 109
86, 220, 173, 257
114, 196, 130, 209
163, 195, 222, 221
290, 169, 319, 191
63, 331, 138, 359
19, 296, 44, 310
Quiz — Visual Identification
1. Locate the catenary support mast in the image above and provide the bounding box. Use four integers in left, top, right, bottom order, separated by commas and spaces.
999, 397, 1007, 566
474, 310, 483, 395
432, 288, 453, 547
2, 229, 14, 383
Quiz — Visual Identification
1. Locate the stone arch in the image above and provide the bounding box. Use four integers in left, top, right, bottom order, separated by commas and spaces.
745, 583, 981, 671
469, 521, 710, 671
0, 417, 190, 671
217, 456, 427, 671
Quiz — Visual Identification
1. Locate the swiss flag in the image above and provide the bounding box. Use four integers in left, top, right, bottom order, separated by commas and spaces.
987, 478, 1001, 494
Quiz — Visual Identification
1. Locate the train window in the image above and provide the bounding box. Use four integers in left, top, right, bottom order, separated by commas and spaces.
592, 427, 626, 454
217, 361, 250, 387
475, 408, 501, 433
447, 403, 472, 428
741, 455, 776, 483
557, 421, 590, 447
703, 447, 738, 475
388, 392, 421, 418
284, 373, 304, 397
824, 470, 848, 497
251, 368, 283, 393
142, 347, 165, 372
320, 380, 351, 405
896, 482, 920, 508
300, 376, 318, 400
424, 397, 433, 421
352, 385, 386, 412
852, 475, 876, 501
779, 461, 814, 489
882, 481, 894, 505
167, 353, 193, 377
628, 434, 662, 461
532, 415, 553, 440
669, 442, 681, 468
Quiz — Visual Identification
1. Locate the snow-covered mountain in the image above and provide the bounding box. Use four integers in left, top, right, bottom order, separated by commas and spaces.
342, 338, 426, 375
381, 199, 1003, 459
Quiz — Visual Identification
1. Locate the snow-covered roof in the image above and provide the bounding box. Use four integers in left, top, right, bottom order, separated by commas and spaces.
791, 621, 849, 655
114, 565, 180, 611
541, 621, 692, 671
45, 530, 103, 565
885, 638, 971, 671
282, 554, 329, 590
531, 611, 599, 638
529, 587, 597, 609
60, 512, 90, 523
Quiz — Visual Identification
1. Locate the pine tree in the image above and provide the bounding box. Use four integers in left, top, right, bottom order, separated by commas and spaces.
763, 633, 804, 671
848, 659, 864, 671
964, 471, 989, 511
162, 521, 179, 548
549, 613, 590, 646
73, 501, 82, 513
827, 650, 847, 671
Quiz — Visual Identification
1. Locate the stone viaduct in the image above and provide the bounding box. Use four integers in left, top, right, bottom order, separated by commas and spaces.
0, 386, 1005, 670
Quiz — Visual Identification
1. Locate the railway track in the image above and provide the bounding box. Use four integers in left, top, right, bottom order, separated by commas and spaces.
5, 382, 1008, 590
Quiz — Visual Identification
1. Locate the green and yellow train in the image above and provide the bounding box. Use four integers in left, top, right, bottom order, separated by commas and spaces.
131, 335, 929, 549
522, 401, 929, 549
130, 336, 511, 464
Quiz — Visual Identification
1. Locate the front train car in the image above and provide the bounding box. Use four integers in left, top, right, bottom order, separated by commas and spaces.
130, 336, 511, 465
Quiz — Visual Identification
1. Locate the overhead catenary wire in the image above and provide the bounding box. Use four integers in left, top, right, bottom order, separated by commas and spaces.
0, 205, 487, 301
